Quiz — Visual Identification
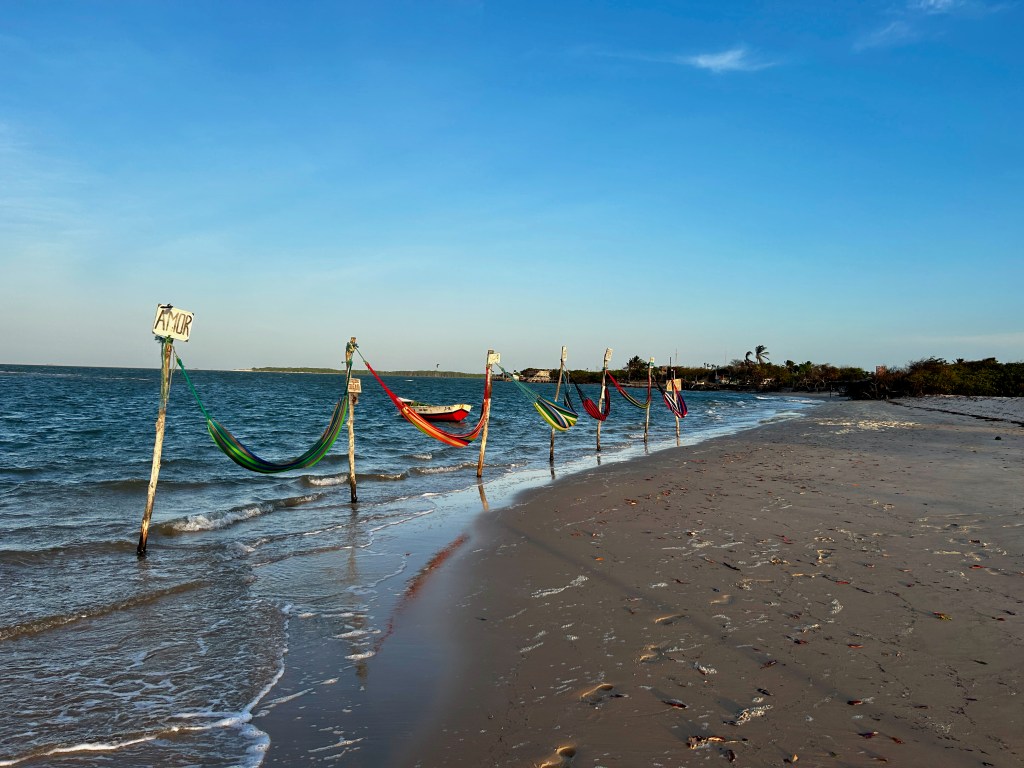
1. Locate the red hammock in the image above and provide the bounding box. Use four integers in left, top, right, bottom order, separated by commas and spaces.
570, 373, 611, 422
361, 357, 491, 448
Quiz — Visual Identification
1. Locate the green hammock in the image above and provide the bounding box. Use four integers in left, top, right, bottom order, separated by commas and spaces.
497, 364, 578, 431
175, 352, 353, 474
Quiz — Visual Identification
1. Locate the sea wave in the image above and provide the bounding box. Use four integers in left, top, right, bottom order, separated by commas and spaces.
162, 494, 322, 533
410, 462, 477, 476
0, 579, 207, 642
305, 471, 407, 486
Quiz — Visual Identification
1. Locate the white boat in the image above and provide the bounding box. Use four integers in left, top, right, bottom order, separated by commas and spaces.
397, 398, 473, 423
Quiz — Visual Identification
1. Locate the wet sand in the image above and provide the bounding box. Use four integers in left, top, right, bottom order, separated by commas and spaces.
387, 398, 1024, 767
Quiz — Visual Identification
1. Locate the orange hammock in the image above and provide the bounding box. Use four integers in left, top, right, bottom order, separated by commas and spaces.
359, 354, 491, 448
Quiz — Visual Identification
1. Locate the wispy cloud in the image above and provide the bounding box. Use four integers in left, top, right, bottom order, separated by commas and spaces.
586, 45, 777, 74
683, 47, 776, 73
857, 0, 1006, 50
854, 20, 918, 50
909, 0, 963, 12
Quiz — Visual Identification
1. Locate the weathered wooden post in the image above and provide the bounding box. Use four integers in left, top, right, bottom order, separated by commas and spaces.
596, 347, 612, 453
138, 304, 194, 557
346, 337, 360, 503
476, 350, 498, 478
549, 345, 567, 464
669, 363, 681, 446
644, 356, 654, 444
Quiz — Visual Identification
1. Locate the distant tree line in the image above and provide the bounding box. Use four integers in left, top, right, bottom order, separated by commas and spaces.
847, 357, 1024, 399
525, 349, 1023, 398
258, 353, 1023, 398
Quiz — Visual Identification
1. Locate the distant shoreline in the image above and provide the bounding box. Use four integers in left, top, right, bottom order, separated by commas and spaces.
242, 367, 486, 378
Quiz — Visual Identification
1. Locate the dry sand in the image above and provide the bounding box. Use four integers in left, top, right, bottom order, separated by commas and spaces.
386, 398, 1024, 767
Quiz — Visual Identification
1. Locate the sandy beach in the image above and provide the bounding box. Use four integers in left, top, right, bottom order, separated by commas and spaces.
367, 397, 1024, 767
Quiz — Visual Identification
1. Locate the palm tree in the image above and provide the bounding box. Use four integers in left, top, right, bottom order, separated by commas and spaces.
744, 350, 754, 366
755, 345, 770, 365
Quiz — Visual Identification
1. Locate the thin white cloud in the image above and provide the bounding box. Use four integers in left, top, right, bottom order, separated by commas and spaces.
580, 45, 777, 74
854, 20, 918, 50
910, 0, 963, 12
857, 0, 1006, 51
682, 46, 776, 73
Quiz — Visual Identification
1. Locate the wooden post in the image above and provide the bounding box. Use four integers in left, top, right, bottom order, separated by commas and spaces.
549, 345, 567, 464
596, 347, 612, 453
644, 356, 653, 444
346, 337, 359, 503
137, 337, 174, 557
670, 364, 681, 446
476, 350, 497, 478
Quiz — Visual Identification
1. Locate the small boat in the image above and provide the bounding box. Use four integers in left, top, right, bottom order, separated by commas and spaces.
397, 398, 473, 423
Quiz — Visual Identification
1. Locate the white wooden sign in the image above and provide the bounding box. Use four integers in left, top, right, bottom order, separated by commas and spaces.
152, 304, 194, 342
348, 378, 362, 394
487, 352, 501, 366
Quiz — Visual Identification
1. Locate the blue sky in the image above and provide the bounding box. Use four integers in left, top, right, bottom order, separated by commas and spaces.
2, 0, 1021, 372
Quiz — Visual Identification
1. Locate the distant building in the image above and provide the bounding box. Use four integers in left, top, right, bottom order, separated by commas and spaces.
524, 369, 552, 383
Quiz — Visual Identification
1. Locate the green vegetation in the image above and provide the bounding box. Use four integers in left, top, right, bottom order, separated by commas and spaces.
527, 349, 1023, 398
849, 357, 1024, 399
249, 367, 341, 374
254, 354, 1024, 398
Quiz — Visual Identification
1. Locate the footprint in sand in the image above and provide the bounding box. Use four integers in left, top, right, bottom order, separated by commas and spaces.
639, 644, 668, 663
655, 613, 687, 626
538, 745, 577, 768
580, 682, 625, 705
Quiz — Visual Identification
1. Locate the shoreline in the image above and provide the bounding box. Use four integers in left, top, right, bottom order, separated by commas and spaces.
248, 396, 1024, 766
380, 398, 1023, 767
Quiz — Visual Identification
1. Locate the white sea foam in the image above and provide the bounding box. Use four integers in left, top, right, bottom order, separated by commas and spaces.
413, 463, 474, 475
307, 475, 347, 487
0, 735, 159, 766
532, 575, 588, 598
174, 505, 265, 532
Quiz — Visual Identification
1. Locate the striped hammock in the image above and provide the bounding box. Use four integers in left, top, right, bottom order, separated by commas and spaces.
655, 374, 688, 418
360, 356, 490, 448
606, 372, 652, 409
497, 364, 578, 432
176, 352, 352, 474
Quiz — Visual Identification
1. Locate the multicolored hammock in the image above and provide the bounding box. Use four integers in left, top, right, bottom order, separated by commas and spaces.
175, 352, 352, 474
496, 364, 578, 432
606, 371, 652, 410
358, 352, 491, 448
569, 372, 611, 422
656, 373, 689, 418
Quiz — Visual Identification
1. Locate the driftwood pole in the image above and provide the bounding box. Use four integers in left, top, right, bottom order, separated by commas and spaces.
138, 336, 174, 557
596, 347, 612, 453
670, 363, 681, 447
549, 345, 567, 464
644, 357, 653, 444
346, 337, 359, 503
476, 350, 497, 478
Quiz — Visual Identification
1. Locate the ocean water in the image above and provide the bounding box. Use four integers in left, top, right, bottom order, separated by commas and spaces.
0, 363, 821, 766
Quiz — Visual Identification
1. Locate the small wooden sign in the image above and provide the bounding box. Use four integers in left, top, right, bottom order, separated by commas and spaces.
348, 378, 362, 394
487, 352, 501, 366
152, 304, 194, 342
